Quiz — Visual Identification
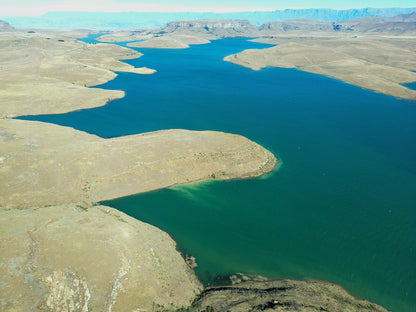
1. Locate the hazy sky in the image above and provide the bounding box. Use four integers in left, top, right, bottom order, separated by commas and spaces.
1, 0, 415, 16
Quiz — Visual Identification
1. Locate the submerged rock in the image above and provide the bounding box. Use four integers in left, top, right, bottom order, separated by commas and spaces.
185, 255, 198, 269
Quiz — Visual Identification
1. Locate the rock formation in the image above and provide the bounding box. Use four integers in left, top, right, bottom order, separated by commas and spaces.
184, 278, 389, 312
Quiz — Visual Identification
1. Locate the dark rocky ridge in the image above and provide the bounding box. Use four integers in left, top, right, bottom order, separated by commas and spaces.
180, 277, 390, 312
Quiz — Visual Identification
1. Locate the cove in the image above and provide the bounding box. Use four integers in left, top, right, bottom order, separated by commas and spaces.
18, 36, 416, 312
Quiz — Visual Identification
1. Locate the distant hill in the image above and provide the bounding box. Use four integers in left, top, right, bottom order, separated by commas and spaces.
256, 11, 416, 35
388, 11, 416, 22
0, 20, 15, 32
2, 7, 416, 30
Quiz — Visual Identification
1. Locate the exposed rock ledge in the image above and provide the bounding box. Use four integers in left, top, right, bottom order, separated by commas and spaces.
184, 277, 389, 312
0, 119, 277, 208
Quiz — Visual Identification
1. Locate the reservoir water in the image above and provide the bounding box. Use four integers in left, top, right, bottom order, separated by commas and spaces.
19, 36, 416, 311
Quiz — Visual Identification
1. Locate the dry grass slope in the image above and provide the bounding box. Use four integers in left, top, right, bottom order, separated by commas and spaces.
0, 32, 155, 118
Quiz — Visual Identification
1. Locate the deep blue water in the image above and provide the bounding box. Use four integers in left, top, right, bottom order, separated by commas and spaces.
18, 36, 416, 311
403, 81, 416, 91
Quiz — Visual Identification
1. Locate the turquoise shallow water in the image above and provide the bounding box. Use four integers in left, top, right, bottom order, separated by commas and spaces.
19, 36, 416, 311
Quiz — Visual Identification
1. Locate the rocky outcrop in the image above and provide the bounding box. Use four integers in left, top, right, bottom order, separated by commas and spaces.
0, 204, 203, 311
184, 277, 389, 312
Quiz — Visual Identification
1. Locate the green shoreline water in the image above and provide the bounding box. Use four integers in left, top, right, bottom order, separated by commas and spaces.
21, 36, 416, 311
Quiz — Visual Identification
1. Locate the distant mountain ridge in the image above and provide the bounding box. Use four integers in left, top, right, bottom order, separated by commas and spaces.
158, 12, 416, 36
2, 7, 416, 30
256, 12, 416, 34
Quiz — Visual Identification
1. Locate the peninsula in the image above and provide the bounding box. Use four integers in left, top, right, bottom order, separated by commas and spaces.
0, 119, 276, 207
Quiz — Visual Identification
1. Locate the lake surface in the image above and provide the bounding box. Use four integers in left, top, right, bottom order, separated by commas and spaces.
19, 35, 416, 311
